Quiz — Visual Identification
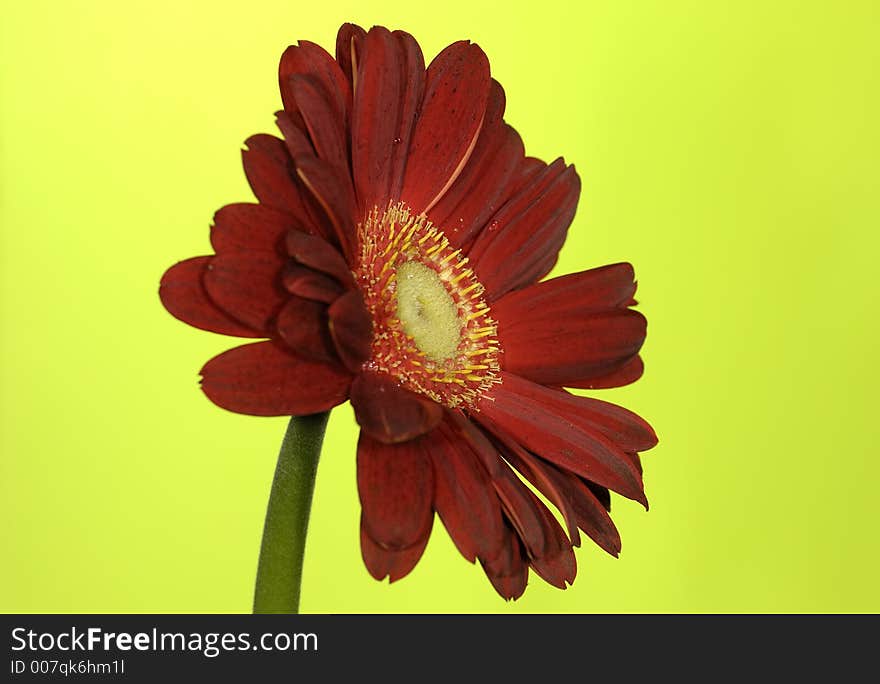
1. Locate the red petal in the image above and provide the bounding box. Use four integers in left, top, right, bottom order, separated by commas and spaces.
387, 30, 426, 200
567, 355, 645, 390
510, 156, 546, 196
427, 83, 525, 248
328, 289, 373, 372
433, 124, 524, 249
447, 415, 576, 586
335, 23, 366, 87
446, 413, 565, 560
492, 262, 637, 317
275, 296, 338, 364
159, 257, 261, 337
275, 110, 315, 160
357, 431, 434, 549
480, 525, 528, 600
278, 40, 350, 124
210, 203, 295, 255
282, 264, 345, 304
528, 518, 577, 590
468, 160, 580, 299
399, 41, 491, 214
502, 438, 622, 557
203, 251, 287, 332
624, 450, 643, 476
561, 470, 621, 555
492, 263, 644, 388
351, 26, 405, 209
426, 80, 505, 220
241, 134, 308, 219
498, 308, 647, 388
289, 74, 348, 172
476, 373, 649, 507
349, 372, 443, 444
493, 435, 583, 548
200, 341, 351, 416
587, 481, 612, 511
285, 229, 354, 286
360, 515, 431, 583
502, 372, 657, 453
428, 418, 505, 563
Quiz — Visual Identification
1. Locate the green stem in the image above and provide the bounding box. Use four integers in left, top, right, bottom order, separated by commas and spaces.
253, 411, 330, 614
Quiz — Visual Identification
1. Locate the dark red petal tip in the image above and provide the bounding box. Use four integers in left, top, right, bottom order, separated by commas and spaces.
349, 372, 443, 444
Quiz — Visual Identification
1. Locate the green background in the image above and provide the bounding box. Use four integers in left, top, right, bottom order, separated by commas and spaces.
3, 1, 878, 613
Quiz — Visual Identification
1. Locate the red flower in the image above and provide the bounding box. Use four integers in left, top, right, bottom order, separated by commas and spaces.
160, 23, 657, 599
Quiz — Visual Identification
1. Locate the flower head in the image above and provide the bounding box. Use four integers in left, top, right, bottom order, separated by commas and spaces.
160, 23, 657, 599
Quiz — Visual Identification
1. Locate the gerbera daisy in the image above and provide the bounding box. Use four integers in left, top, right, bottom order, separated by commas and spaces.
160, 22, 657, 602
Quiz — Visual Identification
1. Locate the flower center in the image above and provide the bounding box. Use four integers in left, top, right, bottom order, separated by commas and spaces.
395, 261, 461, 361
356, 202, 501, 409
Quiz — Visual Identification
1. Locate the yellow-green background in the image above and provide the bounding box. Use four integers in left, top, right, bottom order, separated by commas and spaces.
3, 1, 878, 613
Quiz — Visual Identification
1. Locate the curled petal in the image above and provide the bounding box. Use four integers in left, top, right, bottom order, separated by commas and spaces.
328, 289, 373, 372
282, 264, 345, 304
275, 296, 338, 364
285, 229, 354, 286
350, 372, 443, 444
